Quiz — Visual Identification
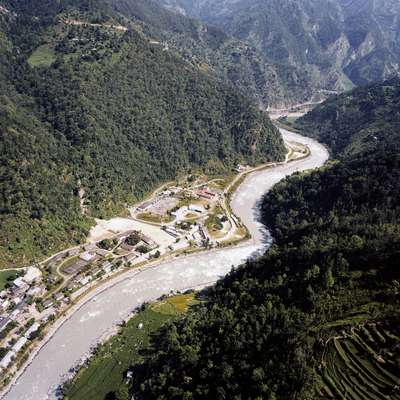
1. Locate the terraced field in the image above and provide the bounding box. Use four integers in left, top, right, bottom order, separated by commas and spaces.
318, 323, 400, 399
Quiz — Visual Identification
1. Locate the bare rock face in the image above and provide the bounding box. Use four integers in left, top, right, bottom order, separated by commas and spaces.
157, 0, 400, 93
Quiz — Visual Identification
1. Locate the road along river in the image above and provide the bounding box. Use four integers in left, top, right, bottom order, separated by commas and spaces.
2, 128, 329, 400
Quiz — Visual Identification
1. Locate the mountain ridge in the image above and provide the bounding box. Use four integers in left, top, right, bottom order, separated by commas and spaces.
158, 0, 400, 98
0, 0, 285, 269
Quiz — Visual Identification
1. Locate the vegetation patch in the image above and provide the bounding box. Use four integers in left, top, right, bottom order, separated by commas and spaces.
27, 45, 56, 67
63, 294, 198, 400
151, 293, 199, 315
0, 270, 18, 290
136, 212, 173, 224
317, 323, 400, 399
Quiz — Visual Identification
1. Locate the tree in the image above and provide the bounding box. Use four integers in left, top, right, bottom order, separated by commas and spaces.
115, 386, 129, 400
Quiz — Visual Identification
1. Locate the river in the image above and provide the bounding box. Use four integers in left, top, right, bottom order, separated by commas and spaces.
2, 128, 328, 400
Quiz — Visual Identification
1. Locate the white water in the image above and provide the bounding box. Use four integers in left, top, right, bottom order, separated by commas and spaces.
2, 129, 328, 400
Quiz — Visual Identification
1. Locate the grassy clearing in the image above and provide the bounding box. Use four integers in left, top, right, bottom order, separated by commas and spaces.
151, 293, 199, 315
205, 205, 225, 236
28, 45, 56, 67
136, 212, 173, 224
0, 270, 18, 290
208, 176, 235, 191
64, 294, 198, 400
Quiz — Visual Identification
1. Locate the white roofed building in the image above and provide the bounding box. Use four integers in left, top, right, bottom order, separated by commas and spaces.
0, 351, 14, 370
23, 267, 42, 284
12, 337, 28, 353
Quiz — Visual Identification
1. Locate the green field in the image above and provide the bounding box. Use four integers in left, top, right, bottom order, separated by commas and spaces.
63, 294, 197, 400
317, 323, 400, 399
27, 45, 56, 67
151, 293, 199, 314
0, 270, 18, 290
136, 212, 174, 224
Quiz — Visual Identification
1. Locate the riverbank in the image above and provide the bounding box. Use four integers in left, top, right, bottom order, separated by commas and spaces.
1, 128, 329, 400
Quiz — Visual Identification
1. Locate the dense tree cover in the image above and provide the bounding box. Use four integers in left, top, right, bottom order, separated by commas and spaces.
131, 84, 400, 399
0, 0, 285, 268
295, 78, 400, 157
110, 0, 313, 108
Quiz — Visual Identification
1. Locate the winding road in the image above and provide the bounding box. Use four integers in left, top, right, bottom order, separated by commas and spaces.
2, 128, 328, 400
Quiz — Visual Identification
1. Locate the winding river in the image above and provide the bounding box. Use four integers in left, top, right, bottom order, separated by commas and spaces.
2, 128, 328, 400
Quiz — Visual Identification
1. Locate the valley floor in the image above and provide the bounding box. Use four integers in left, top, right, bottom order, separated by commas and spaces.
0, 128, 329, 400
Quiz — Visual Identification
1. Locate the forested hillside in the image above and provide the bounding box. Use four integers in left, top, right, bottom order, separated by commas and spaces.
109, 0, 313, 107
130, 82, 400, 399
159, 0, 400, 100
294, 78, 400, 157
0, 0, 285, 268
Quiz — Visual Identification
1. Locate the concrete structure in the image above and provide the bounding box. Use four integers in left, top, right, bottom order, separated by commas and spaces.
141, 235, 157, 248
43, 299, 54, 309
79, 252, 96, 262
12, 337, 28, 353
91, 267, 102, 277
95, 248, 109, 257
63, 260, 88, 275
27, 285, 45, 297
84, 243, 97, 251
0, 316, 11, 333
188, 204, 206, 214
68, 248, 80, 257
79, 276, 91, 286
13, 277, 28, 290
125, 253, 138, 264
101, 262, 112, 274
0, 351, 14, 370
196, 188, 215, 200
24, 322, 40, 338
54, 293, 65, 302
12, 297, 22, 306
23, 267, 42, 284
137, 200, 153, 212
171, 206, 188, 221
1, 299, 10, 310
121, 242, 135, 252
40, 307, 56, 323
164, 227, 180, 238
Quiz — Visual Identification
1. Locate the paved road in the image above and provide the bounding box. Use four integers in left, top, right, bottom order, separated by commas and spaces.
2, 129, 328, 400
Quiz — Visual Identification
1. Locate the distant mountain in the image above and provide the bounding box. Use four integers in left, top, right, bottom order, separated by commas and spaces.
0, 0, 285, 268
159, 0, 400, 97
131, 79, 400, 400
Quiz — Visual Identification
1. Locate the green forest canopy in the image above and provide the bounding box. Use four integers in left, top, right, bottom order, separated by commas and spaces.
0, 0, 285, 269
130, 80, 400, 399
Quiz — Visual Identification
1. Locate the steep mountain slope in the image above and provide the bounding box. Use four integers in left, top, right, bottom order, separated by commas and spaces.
294, 77, 400, 157
159, 0, 400, 96
131, 82, 400, 399
0, 0, 285, 268
108, 0, 314, 107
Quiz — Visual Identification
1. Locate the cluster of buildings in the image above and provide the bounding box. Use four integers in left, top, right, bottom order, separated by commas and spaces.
0, 267, 44, 372
136, 185, 221, 218
170, 204, 206, 222
0, 183, 233, 378
134, 184, 226, 251
62, 231, 160, 295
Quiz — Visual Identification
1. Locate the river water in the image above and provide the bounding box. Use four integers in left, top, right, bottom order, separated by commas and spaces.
2, 129, 328, 400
